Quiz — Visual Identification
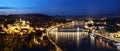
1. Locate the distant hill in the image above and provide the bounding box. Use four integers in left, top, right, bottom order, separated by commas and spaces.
0, 14, 67, 27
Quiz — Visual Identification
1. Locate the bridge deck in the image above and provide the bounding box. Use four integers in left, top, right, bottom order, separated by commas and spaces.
96, 34, 120, 43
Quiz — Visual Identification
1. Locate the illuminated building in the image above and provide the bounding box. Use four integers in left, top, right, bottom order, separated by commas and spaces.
1, 18, 35, 35
114, 31, 120, 38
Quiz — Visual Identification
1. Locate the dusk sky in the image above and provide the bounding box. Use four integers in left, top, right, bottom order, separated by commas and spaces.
0, 0, 120, 16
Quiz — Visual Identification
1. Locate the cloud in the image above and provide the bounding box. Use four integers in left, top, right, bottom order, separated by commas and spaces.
22, 7, 38, 9
0, 6, 16, 9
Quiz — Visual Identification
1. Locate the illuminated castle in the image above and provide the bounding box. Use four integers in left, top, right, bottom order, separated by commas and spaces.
1, 18, 35, 35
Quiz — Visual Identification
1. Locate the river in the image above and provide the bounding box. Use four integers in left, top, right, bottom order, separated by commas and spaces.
48, 25, 118, 51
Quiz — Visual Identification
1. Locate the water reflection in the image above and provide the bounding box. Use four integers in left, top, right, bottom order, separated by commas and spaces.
95, 37, 111, 48
48, 27, 117, 51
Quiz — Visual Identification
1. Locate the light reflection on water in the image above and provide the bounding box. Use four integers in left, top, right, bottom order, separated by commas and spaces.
48, 27, 116, 51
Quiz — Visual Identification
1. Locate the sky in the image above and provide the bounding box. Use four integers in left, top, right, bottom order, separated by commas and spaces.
0, 0, 120, 16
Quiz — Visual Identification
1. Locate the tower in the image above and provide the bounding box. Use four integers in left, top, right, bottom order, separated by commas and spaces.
20, 18, 22, 22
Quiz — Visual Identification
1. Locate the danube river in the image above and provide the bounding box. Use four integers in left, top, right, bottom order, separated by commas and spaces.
48, 24, 117, 51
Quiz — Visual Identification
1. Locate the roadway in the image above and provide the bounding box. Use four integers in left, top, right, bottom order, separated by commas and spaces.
95, 33, 120, 43
45, 22, 74, 51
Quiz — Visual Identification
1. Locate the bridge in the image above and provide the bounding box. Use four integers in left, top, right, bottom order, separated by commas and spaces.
91, 30, 120, 50
96, 33, 120, 50
48, 27, 89, 48
48, 21, 120, 50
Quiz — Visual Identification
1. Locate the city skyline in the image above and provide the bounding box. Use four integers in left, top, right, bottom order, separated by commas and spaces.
0, 0, 120, 51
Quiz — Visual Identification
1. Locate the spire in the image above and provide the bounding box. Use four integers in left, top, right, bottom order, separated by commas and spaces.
19, 18, 21, 22
20, 18, 22, 22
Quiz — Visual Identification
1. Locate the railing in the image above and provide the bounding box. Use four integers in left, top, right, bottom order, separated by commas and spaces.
96, 33, 120, 43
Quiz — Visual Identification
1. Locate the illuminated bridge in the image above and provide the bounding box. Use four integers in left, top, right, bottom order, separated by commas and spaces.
91, 30, 120, 50
48, 27, 89, 47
